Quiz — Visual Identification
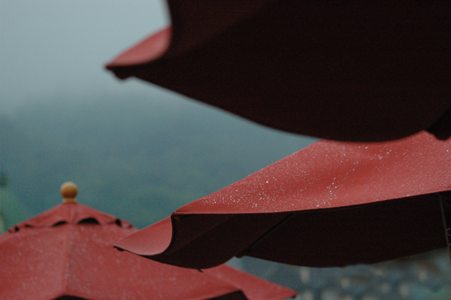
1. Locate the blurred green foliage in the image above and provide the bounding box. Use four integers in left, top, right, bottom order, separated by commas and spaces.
0, 186, 28, 232
0, 93, 316, 228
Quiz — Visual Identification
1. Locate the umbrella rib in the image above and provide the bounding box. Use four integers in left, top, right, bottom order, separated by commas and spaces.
237, 213, 296, 257
436, 191, 451, 260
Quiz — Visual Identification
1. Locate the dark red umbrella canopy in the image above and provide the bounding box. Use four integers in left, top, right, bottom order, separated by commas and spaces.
0, 183, 296, 300
115, 132, 451, 269
106, 0, 451, 142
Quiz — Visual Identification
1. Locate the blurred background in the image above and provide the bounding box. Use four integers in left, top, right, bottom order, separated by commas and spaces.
1, 1, 449, 299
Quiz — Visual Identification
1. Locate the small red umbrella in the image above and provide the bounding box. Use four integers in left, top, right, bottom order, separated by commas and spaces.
0, 182, 296, 300
115, 131, 451, 269
105, 0, 451, 142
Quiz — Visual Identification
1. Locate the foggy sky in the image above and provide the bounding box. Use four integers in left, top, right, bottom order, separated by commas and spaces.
1, 0, 171, 113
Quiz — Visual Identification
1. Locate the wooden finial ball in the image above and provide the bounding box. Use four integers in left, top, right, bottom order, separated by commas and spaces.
61, 182, 78, 203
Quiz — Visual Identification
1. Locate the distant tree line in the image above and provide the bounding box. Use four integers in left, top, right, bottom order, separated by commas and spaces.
0, 93, 316, 228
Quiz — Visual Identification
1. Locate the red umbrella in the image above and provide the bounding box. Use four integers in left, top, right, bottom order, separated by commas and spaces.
105, 1, 451, 142
115, 131, 451, 269
0, 182, 296, 300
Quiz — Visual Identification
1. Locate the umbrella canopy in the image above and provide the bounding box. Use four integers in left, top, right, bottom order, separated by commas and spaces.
105, 0, 451, 142
115, 131, 451, 269
0, 182, 296, 300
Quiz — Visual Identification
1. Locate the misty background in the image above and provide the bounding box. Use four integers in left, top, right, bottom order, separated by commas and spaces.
1, 0, 316, 227
1, 0, 169, 112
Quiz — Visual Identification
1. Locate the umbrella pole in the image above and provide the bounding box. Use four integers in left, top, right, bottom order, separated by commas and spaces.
439, 192, 451, 260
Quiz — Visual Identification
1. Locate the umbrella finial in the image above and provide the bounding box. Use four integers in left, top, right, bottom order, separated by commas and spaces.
61, 182, 78, 203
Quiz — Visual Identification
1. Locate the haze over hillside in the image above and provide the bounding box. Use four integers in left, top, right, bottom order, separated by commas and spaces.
1, 93, 316, 228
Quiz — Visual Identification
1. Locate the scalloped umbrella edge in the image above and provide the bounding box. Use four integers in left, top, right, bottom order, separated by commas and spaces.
115, 131, 451, 269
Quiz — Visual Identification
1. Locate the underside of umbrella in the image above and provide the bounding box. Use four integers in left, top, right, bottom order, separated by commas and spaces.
115, 132, 451, 269
106, 0, 451, 142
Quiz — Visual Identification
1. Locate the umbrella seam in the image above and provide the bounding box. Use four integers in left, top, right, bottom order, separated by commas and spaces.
61, 225, 71, 296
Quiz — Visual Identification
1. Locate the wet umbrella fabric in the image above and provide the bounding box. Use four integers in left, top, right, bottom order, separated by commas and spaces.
115, 131, 451, 269
0, 201, 296, 300
105, 0, 451, 142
